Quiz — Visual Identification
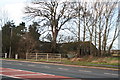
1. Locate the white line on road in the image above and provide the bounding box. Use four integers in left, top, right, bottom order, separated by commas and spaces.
104, 73, 118, 76
28, 64, 35, 67
84, 71, 92, 72
58, 68, 68, 70
79, 70, 92, 72
44, 66, 50, 68
0, 70, 21, 72
1, 67, 55, 77
18, 63, 22, 65
13, 73, 48, 76
111, 74, 118, 76
0, 74, 30, 80
6, 63, 12, 64
1, 69, 29, 72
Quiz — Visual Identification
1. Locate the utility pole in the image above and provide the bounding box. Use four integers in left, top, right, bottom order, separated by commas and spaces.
9, 27, 12, 58
78, 2, 81, 42
77, 1, 81, 57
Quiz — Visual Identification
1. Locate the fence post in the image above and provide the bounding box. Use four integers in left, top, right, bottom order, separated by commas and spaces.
15, 54, 18, 59
47, 54, 48, 61
36, 53, 38, 61
5, 53, 7, 58
26, 53, 28, 60
60, 54, 62, 62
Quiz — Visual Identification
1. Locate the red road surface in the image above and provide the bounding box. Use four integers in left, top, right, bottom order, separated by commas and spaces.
0, 67, 74, 80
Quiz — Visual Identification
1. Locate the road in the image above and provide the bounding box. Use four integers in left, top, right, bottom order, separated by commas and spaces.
1, 59, 119, 80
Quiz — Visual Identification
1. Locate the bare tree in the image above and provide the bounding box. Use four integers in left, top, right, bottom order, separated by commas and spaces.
92, 2, 118, 56
108, 25, 120, 54
24, 0, 76, 52
17, 32, 38, 58
75, 1, 119, 56
0, 9, 9, 28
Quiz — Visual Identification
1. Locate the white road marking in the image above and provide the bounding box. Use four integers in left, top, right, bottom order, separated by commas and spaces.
44, 66, 50, 68
84, 71, 92, 72
28, 64, 35, 67
18, 63, 22, 65
104, 73, 111, 74
6, 63, 12, 64
13, 73, 48, 76
104, 73, 118, 76
0, 70, 20, 72
17, 70, 24, 71
111, 74, 118, 76
58, 68, 68, 70
0, 74, 30, 80
1, 67, 55, 76
79, 70, 92, 72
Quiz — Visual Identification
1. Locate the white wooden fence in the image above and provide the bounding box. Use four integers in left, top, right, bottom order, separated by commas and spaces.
26, 53, 62, 62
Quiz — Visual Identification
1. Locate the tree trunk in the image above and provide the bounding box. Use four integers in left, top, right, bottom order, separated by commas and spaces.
52, 29, 58, 53
108, 41, 114, 56
77, 2, 81, 57
98, 32, 101, 56
83, 25, 86, 42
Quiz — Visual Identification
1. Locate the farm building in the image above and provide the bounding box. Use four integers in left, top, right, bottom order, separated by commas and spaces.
39, 41, 98, 57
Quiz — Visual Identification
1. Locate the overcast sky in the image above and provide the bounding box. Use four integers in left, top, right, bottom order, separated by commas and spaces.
0, 0, 119, 25
0, 0, 27, 25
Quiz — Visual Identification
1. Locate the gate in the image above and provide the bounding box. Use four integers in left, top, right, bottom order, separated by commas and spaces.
26, 53, 62, 62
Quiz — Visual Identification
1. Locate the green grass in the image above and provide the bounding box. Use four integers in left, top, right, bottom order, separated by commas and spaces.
105, 57, 120, 60
4, 58, 28, 60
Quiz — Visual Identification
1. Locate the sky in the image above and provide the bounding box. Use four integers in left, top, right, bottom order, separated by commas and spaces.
0, 0, 27, 25
0, 0, 119, 25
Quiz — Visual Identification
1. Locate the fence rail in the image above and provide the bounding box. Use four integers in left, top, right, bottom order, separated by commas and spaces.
26, 53, 62, 62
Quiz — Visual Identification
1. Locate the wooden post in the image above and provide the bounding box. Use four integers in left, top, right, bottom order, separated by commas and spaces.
47, 54, 48, 61
60, 54, 62, 62
26, 53, 28, 60
36, 53, 38, 61
15, 54, 18, 59
5, 53, 7, 58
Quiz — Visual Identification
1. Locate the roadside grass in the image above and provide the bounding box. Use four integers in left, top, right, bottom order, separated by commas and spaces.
2, 58, 24, 60
1, 57, 119, 69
